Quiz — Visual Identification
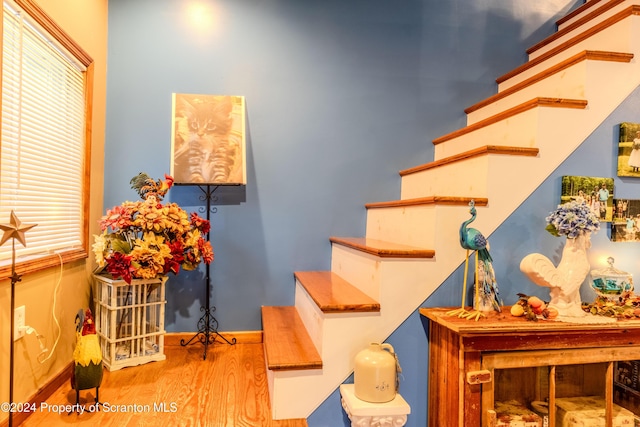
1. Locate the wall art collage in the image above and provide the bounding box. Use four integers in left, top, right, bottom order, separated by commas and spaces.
561, 122, 640, 242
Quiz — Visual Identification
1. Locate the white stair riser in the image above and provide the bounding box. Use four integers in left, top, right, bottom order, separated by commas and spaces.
435, 108, 541, 159
330, 245, 383, 300
501, 17, 633, 91
329, 242, 461, 303
472, 57, 639, 124
400, 156, 492, 200
365, 204, 437, 247
554, 1, 637, 33
531, 3, 640, 60
439, 103, 620, 161
294, 281, 324, 354
555, 3, 594, 32
468, 60, 592, 125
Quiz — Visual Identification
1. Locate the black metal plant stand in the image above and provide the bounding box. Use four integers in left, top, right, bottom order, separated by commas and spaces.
180, 185, 236, 360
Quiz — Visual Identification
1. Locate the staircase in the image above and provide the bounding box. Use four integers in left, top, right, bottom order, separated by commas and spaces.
262, 0, 640, 420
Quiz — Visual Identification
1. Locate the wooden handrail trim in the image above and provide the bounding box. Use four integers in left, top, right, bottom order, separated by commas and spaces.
465, 50, 632, 114
531, 0, 624, 55
498, 5, 640, 85
365, 196, 488, 209
399, 146, 539, 177
434, 98, 587, 145
329, 237, 435, 259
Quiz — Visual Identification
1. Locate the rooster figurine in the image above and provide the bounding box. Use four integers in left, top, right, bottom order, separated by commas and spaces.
69, 309, 103, 413
520, 232, 592, 318
447, 200, 502, 321
130, 172, 174, 201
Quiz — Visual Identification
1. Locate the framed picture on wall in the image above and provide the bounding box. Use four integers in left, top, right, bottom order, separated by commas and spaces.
561, 175, 614, 222
610, 198, 640, 242
617, 122, 640, 178
170, 93, 246, 185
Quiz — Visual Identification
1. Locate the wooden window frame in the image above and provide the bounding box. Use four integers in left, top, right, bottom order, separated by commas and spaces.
0, 0, 93, 280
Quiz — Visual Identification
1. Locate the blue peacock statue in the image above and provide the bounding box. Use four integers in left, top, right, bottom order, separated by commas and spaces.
447, 200, 502, 320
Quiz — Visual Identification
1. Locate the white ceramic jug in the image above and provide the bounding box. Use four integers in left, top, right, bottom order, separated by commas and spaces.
354, 342, 398, 403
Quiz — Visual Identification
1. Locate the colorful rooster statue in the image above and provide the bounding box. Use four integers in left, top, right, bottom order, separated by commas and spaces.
70, 309, 103, 412
130, 172, 174, 201
447, 200, 502, 321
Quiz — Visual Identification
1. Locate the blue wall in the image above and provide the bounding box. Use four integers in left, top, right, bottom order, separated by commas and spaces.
103, 1, 628, 425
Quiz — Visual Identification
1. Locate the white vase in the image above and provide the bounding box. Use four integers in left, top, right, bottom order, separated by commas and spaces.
354, 343, 398, 403
549, 234, 591, 315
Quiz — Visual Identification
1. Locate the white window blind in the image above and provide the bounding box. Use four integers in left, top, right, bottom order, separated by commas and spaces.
0, 0, 86, 263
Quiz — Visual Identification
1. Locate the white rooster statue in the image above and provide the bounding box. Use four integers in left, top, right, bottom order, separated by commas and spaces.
520, 233, 591, 318
520, 200, 600, 319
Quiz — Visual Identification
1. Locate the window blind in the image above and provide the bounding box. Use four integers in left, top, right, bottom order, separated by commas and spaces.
0, 0, 86, 262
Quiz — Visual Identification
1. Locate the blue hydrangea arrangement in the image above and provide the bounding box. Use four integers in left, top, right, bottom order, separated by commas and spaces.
545, 200, 600, 239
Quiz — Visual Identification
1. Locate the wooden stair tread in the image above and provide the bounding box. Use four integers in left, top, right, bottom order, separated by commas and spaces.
329, 236, 435, 258
433, 97, 587, 145
497, 4, 638, 84
365, 196, 488, 210
465, 50, 633, 115
399, 145, 539, 177
262, 306, 322, 371
295, 271, 380, 313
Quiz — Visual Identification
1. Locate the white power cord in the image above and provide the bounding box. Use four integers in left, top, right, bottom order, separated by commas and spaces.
20, 326, 49, 359
34, 252, 63, 364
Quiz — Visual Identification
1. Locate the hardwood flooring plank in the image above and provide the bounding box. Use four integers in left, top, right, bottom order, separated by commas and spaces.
19, 344, 307, 427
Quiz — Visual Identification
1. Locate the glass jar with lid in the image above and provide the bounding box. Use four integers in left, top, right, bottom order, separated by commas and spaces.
590, 257, 633, 301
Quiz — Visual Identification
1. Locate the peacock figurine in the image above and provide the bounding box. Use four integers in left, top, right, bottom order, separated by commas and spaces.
447, 200, 502, 321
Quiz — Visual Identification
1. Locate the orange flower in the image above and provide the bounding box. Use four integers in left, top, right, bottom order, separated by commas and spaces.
93, 173, 213, 283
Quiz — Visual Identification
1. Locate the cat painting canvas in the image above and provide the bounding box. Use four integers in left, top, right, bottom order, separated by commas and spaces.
171, 93, 246, 185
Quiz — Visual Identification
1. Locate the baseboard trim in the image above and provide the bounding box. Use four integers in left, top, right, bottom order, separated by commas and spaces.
0, 361, 74, 427
164, 330, 263, 346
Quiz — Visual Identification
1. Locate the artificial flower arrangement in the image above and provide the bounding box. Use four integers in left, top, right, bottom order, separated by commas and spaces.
545, 200, 600, 239
92, 173, 213, 283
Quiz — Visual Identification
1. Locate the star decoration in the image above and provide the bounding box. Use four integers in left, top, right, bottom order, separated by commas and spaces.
0, 211, 37, 247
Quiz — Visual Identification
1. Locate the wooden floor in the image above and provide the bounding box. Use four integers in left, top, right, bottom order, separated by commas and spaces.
21, 342, 307, 427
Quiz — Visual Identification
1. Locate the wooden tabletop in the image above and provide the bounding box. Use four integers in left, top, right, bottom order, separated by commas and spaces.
419, 307, 640, 334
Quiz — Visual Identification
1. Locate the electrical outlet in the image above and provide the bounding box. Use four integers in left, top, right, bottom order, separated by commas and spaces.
14, 305, 25, 341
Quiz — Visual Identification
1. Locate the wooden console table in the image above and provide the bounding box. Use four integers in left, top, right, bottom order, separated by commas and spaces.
420, 307, 640, 427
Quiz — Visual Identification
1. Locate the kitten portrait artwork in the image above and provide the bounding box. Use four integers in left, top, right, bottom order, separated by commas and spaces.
617, 122, 640, 178
170, 93, 246, 185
